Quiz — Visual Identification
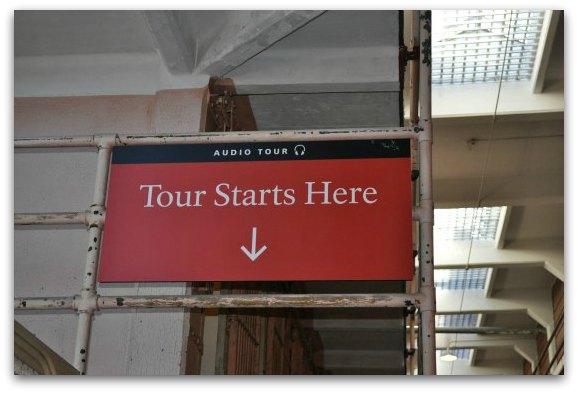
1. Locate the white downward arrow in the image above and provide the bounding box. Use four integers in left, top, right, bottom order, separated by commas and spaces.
240, 227, 268, 262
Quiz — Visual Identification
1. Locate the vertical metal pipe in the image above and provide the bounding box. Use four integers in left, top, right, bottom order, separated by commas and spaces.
73, 137, 113, 374
406, 277, 418, 375
417, 10, 436, 376
408, 10, 421, 125
73, 312, 92, 373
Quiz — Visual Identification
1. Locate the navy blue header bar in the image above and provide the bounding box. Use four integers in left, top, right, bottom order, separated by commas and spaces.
112, 139, 410, 164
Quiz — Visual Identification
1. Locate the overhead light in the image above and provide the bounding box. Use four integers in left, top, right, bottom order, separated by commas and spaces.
440, 350, 458, 362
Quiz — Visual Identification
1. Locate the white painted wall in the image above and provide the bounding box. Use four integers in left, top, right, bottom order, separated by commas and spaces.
15, 54, 209, 98
14, 87, 209, 375
432, 81, 563, 118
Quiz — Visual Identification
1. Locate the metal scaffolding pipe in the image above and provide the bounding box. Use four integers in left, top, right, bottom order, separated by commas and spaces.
14, 135, 99, 148
14, 127, 421, 149
16, 207, 424, 227
17, 208, 421, 226
408, 10, 421, 125
421, 327, 544, 335
14, 297, 75, 310
14, 212, 89, 226
416, 10, 436, 376
99, 293, 423, 309
72, 139, 112, 375
15, 293, 424, 311
117, 128, 420, 144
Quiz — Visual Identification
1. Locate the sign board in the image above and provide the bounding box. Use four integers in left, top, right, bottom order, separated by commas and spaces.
98, 139, 413, 282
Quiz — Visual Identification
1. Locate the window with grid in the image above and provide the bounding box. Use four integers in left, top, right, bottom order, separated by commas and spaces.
436, 313, 481, 328
437, 349, 472, 360
436, 315, 480, 361
434, 207, 504, 241
435, 268, 488, 290
432, 10, 545, 84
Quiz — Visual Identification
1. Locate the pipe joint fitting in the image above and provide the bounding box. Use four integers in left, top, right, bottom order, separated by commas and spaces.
74, 294, 98, 313
418, 121, 433, 142
86, 205, 106, 228
417, 288, 436, 313
97, 134, 118, 150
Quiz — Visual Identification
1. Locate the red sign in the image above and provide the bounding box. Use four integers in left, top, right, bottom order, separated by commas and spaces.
98, 140, 413, 282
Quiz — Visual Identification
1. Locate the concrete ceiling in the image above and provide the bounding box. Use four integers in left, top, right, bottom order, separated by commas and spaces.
492, 266, 556, 291
432, 117, 564, 208
13, 10, 564, 375
476, 347, 520, 362
484, 312, 537, 330
506, 204, 564, 241
14, 11, 156, 56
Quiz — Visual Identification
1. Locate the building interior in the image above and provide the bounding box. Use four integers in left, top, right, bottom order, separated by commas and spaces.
14, 10, 564, 376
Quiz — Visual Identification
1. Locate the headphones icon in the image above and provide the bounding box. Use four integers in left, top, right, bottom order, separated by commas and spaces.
294, 144, 306, 156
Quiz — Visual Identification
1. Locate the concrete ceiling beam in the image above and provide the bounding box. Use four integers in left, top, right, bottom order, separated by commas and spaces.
194, 11, 325, 77
436, 333, 538, 368
437, 287, 554, 334
484, 267, 498, 298
434, 238, 564, 281
531, 11, 562, 94
143, 11, 195, 74
495, 206, 512, 250
433, 177, 563, 210
436, 333, 533, 349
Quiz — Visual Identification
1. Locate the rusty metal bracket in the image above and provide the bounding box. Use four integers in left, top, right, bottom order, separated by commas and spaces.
400, 45, 420, 65
209, 89, 236, 132
207, 78, 258, 132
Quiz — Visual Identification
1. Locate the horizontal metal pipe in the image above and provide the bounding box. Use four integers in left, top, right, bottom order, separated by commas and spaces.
16, 209, 421, 225
15, 128, 421, 149
98, 293, 423, 309
14, 135, 99, 148
15, 293, 424, 311
423, 327, 544, 335
15, 297, 75, 310
14, 212, 89, 226
117, 128, 420, 145
468, 134, 563, 144
16, 208, 422, 226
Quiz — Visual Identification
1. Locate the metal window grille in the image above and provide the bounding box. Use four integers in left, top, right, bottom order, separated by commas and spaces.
434, 207, 503, 241
436, 313, 481, 328
432, 10, 545, 84
435, 268, 488, 290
